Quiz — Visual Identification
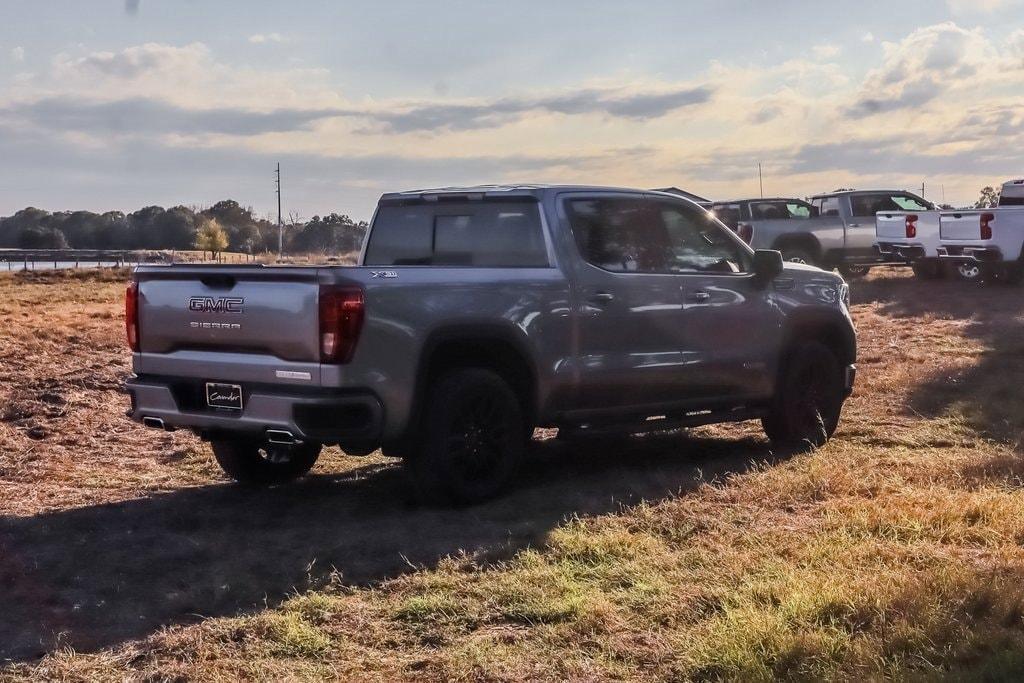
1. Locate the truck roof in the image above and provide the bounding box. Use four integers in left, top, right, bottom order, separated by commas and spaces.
713, 197, 805, 204
379, 184, 709, 202
810, 189, 920, 199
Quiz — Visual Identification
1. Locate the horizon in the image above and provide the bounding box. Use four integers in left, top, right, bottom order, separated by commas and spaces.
2, 1, 1023, 221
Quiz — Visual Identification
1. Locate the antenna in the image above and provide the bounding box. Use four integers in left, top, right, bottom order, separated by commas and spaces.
275, 163, 282, 261
758, 162, 764, 198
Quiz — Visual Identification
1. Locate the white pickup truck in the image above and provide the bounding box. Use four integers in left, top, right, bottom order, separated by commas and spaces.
875, 179, 1024, 282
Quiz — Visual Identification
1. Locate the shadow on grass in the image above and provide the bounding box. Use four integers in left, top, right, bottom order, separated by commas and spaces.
852, 270, 1024, 449
0, 431, 776, 662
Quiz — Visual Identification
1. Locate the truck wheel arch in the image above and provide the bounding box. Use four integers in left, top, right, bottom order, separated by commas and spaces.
772, 234, 823, 264
400, 326, 539, 448
780, 311, 856, 369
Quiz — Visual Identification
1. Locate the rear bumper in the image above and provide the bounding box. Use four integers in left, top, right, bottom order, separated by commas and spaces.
876, 242, 926, 261
937, 245, 1003, 262
125, 375, 384, 447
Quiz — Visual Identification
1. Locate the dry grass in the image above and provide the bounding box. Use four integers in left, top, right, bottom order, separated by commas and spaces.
3, 266, 1024, 680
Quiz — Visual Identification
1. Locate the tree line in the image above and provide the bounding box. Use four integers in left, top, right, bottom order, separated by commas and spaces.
0, 200, 368, 256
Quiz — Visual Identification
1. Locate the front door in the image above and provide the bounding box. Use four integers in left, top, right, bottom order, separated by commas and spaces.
562, 194, 692, 413
658, 198, 782, 400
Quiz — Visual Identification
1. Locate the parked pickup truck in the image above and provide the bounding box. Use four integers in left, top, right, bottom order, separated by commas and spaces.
876, 179, 1024, 281
713, 190, 934, 278
125, 185, 856, 503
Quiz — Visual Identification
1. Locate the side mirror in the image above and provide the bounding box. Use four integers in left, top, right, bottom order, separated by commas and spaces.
753, 249, 784, 283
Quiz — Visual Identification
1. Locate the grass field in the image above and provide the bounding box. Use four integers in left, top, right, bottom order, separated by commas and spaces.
2, 266, 1024, 680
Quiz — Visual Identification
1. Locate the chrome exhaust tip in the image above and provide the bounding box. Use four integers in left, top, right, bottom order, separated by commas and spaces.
143, 416, 166, 430
266, 429, 298, 445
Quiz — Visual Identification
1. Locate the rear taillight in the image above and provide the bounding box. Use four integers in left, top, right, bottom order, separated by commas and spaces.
980, 212, 995, 240
319, 287, 364, 364
737, 222, 753, 244
125, 281, 140, 352
905, 214, 918, 239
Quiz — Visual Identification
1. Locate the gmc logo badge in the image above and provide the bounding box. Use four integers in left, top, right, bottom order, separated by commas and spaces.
188, 296, 244, 313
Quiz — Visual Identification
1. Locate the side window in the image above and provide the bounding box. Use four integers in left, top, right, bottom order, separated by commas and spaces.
787, 202, 811, 218
566, 198, 748, 274
660, 203, 749, 274
711, 204, 742, 230
567, 198, 663, 272
750, 202, 791, 220
851, 193, 930, 217
891, 195, 932, 211
819, 197, 841, 217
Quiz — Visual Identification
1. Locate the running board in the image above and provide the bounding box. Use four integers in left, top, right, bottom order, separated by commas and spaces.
560, 405, 765, 438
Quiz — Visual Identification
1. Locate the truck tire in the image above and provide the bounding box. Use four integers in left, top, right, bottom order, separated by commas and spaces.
405, 368, 525, 505
911, 260, 944, 280
951, 261, 990, 283
211, 438, 321, 485
762, 341, 844, 451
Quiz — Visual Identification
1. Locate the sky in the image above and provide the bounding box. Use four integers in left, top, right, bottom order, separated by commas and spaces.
1, 0, 1023, 220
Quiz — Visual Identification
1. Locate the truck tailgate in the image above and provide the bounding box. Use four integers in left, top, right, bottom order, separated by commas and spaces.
876, 212, 910, 239
940, 211, 984, 240
137, 265, 321, 361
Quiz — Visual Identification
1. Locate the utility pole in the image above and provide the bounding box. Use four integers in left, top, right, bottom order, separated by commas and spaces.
758, 162, 764, 198
920, 181, 925, 200
275, 163, 283, 262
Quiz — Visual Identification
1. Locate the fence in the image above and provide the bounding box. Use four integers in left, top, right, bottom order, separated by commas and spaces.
0, 250, 256, 271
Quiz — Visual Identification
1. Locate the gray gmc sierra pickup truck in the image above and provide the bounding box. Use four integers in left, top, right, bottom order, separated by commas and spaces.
125, 185, 856, 504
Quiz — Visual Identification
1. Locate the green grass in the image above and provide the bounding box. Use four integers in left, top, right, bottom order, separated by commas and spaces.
7, 270, 1024, 681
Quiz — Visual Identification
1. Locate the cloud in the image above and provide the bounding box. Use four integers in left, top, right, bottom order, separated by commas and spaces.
54, 42, 209, 80
846, 23, 995, 118
248, 33, 285, 44
749, 105, 783, 125
0, 97, 353, 137
364, 85, 715, 133
861, 32, 875, 43
11, 46, 25, 62
0, 120, 655, 218
947, 0, 1022, 13
0, 84, 714, 140
812, 44, 841, 59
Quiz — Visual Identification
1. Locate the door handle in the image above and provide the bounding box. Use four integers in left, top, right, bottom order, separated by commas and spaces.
588, 292, 615, 305
847, 222, 860, 228
687, 290, 711, 302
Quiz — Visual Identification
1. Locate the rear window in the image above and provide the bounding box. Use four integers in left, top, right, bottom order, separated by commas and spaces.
364, 200, 549, 267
